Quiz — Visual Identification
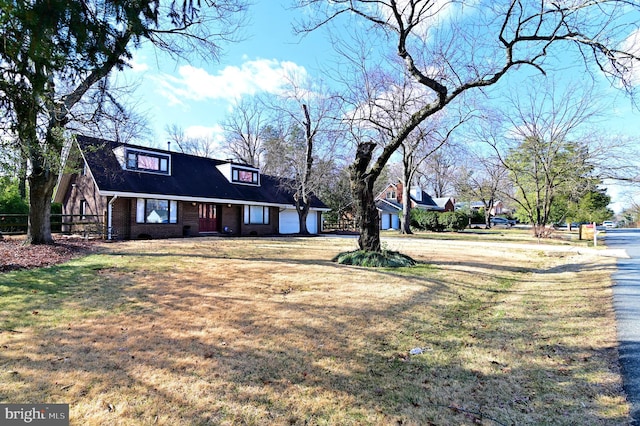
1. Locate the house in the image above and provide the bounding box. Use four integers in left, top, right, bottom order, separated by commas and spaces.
374, 182, 444, 230
455, 200, 510, 216
54, 135, 329, 239
433, 197, 455, 212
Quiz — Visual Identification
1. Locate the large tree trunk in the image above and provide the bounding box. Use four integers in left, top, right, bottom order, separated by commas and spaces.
400, 171, 413, 234
26, 169, 57, 244
350, 142, 381, 252
296, 200, 310, 235
401, 202, 412, 234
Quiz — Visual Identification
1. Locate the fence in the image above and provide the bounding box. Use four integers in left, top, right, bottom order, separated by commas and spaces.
322, 218, 357, 232
0, 214, 105, 238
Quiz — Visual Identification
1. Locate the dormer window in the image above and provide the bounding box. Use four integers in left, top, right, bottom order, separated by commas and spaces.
126, 149, 170, 174
231, 167, 259, 185
216, 162, 260, 186
386, 190, 396, 200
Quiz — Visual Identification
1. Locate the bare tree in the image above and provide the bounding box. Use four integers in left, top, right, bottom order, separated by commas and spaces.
165, 124, 220, 158
221, 96, 270, 167
262, 76, 342, 234
418, 142, 460, 199
399, 111, 469, 234
297, 0, 640, 253
68, 79, 153, 145
455, 150, 510, 228
484, 80, 608, 236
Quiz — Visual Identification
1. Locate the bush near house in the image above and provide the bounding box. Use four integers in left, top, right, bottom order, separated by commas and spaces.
0, 178, 63, 235
440, 211, 468, 231
411, 209, 469, 232
411, 209, 441, 231
0, 178, 28, 215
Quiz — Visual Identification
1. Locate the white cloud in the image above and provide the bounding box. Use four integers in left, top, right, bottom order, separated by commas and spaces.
125, 52, 149, 73
154, 59, 308, 104
185, 125, 225, 142
378, 0, 479, 40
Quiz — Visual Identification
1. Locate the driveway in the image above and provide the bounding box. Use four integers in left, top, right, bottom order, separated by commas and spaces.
606, 228, 640, 424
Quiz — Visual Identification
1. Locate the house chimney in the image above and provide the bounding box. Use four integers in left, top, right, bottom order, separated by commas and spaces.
167, 141, 171, 152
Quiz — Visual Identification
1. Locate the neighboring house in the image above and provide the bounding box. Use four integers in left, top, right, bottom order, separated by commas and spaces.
433, 197, 455, 212
374, 182, 444, 230
54, 135, 329, 240
455, 200, 510, 216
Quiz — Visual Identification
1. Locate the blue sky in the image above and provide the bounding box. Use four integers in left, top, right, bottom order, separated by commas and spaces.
121, 1, 640, 143
117, 0, 640, 211
119, 1, 331, 143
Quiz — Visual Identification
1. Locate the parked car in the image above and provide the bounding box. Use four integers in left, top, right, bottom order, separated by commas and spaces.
490, 217, 516, 227
602, 220, 616, 228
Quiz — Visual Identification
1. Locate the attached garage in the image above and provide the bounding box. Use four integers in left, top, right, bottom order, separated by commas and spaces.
279, 209, 320, 234
279, 209, 299, 234
306, 211, 318, 234
380, 212, 399, 230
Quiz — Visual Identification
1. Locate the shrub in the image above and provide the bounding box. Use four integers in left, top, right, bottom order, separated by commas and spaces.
440, 211, 469, 231
0, 178, 28, 214
469, 209, 485, 224
411, 209, 443, 231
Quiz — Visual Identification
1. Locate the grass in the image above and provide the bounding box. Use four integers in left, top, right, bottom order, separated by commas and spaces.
0, 235, 629, 425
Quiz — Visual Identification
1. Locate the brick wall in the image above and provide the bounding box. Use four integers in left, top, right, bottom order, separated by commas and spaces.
128, 199, 198, 239
60, 174, 106, 234
110, 198, 131, 240
220, 204, 241, 234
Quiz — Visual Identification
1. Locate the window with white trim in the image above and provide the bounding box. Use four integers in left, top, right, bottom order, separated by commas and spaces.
136, 198, 178, 224
232, 167, 259, 185
126, 150, 170, 174
244, 205, 269, 225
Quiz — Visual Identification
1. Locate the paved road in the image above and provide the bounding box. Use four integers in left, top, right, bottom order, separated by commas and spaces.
606, 228, 640, 424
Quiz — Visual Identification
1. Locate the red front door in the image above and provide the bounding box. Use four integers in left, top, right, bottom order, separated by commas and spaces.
199, 204, 218, 232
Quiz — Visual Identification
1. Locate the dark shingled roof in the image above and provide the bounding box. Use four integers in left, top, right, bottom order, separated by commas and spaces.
75, 135, 328, 209
411, 191, 444, 211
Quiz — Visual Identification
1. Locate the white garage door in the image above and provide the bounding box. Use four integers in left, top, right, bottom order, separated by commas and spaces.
306, 211, 318, 234
279, 210, 299, 234
279, 210, 319, 234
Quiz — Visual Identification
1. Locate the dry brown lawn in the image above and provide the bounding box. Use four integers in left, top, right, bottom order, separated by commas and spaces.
0, 235, 630, 425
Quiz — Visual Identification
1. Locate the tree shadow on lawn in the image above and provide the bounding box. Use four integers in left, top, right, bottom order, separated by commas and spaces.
0, 252, 629, 425
433, 257, 617, 276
